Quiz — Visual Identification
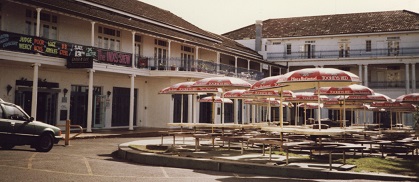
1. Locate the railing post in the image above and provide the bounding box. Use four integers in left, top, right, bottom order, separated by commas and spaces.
65, 119, 70, 146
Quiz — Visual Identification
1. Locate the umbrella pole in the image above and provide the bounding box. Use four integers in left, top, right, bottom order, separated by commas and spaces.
222, 92, 225, 125
212, 95, 215, 133
304, 102, 307, 126
317, 82, 321, 130
343, 96, 346, 128
363, 106, 366, 129
295, 102, 298, 126
181, 94, 184, 124
280, 89, 284, 128
390, 109, 393, 130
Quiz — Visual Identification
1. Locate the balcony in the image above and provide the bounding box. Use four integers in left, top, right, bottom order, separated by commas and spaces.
0, 30, 264, 80
267, 47, 419, 60
134, 56, 264, 80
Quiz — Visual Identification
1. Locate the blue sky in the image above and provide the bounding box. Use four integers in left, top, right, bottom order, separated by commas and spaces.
139, 0, 419, 34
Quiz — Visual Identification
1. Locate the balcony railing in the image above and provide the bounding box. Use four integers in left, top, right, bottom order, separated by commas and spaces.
368, 81, 406, 89
135, 56, 264, 80
0, 30, 264, 80
267, 47, 419, 60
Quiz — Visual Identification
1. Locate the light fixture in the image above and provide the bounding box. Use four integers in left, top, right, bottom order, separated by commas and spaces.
6, 84, 12, 95
63, 88, 68, 97
107, 91, 112, 98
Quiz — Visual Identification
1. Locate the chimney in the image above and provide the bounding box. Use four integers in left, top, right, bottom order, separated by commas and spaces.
255, 20, 263, 51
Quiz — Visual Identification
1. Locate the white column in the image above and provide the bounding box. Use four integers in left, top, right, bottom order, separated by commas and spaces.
358, 64, 363, 85
86, 69, 95, 132
91, 22, 95, 46
195, 47, 199, 71
234, 56, 238, 76
169, 95, 174, 123
167, 40, 171, 70
363, 65, 368, 87
193, 95, 198, 123
260, 63, 263, 72
241, 101, 246, 124
129, 74, 135, 130
269, 65, 272, 76
36, 8, 42, 36
216, 52, 220, 74
412, 63, 416, 93
234, 99, 238, 124
132, 31, 136, 68
405, 63, 410, 94
188, 95, 193, 123
247, 60, 250, 71
31, 63, 41, 120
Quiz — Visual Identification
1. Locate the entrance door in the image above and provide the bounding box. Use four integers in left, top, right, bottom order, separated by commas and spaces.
69, 86, 102, 128
111, 87, 137, 127
15, 89, 58, 125
93, 95, 106, 128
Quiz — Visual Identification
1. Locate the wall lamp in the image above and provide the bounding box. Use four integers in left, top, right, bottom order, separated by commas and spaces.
63, 88, 68, 97
6, 84, 12, 95
107, 91, 112, 98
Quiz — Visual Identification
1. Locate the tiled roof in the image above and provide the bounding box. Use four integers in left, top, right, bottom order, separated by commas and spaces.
17, 0, 264, 61
222, 10, 419, 40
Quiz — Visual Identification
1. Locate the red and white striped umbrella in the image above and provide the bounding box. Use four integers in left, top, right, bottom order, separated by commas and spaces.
159, 81, 220, 94
223, 89, 247, 99
285, 92, 328, 126
371, 101, 416, 129
368, 93, 392, 102
243, 90, 294, 98
395, 93, 419, 103
316, 84, 374, 95
298, 103, 323, 109
193, 76, 251, 124
193, 76, 252, 89
277, 68, 360, 129
199, 96, 233, 104
159, 81, 221, 124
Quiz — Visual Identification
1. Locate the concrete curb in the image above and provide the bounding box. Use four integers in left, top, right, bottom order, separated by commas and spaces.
117, 147, 417, 181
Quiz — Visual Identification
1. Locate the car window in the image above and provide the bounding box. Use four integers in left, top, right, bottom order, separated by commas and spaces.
2, 104, 29, 121
0, 104, 4, 119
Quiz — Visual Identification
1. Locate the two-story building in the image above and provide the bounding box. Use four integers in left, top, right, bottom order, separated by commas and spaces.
0, 0, 285, 131
223, 10, 419, 125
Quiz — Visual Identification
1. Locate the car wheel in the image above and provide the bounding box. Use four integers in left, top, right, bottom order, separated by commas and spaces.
0, 144, 15, 150
35, 133, 54, 152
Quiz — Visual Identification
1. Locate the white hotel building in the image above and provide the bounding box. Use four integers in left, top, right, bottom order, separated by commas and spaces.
0, 0, 285, 131
223, 10, 419, 126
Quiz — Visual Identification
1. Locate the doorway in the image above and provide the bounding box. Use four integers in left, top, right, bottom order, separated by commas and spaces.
15, 88, 59, 125
69, 86, 102, 128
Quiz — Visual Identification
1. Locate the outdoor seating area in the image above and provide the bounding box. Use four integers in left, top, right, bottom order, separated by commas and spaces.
156, 123, 419, 171
157, 68, 419, 172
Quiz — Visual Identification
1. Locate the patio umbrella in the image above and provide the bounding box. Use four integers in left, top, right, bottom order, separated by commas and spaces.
371, 101, 416, 130
316, 84, 374, 127
199, 96, 233, 104
159, 81, 221, 124
257, 68, 360, 130
223, 89, 249, 124
285, 92, 329, 126
395, 93, 419, 104
243, 90, 294, 125
192, 76, 251, 124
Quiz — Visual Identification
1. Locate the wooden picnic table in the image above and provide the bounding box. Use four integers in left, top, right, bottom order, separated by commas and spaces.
220, 135, 253, 154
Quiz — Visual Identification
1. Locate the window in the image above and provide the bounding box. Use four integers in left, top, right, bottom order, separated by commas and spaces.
25, 9, 58, 39
366, 40, 371, 52
338, 42, 350, 58
154, 39, 168, 68
97, 26, 121, 51
286, 44, 291, 55
181, 46, 194, 69
2, 104, 29, 121
387, 38, 399, 56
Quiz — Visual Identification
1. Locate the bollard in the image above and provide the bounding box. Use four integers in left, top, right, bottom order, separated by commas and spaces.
65, 119, 70, 146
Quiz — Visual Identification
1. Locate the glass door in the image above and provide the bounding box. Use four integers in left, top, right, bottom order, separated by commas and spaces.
93, 95, 106, 128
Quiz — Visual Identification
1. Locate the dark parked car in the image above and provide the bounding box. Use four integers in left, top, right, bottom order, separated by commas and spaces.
0, 98, 62, 152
